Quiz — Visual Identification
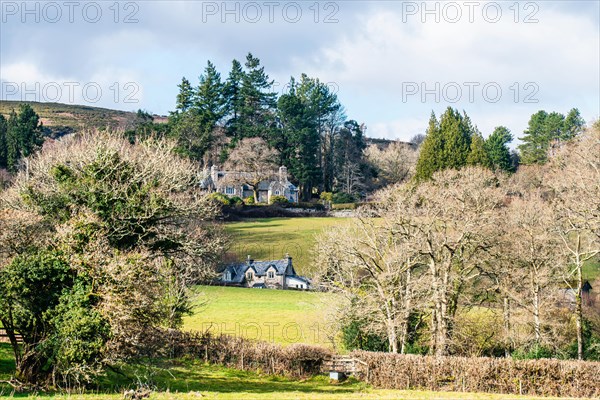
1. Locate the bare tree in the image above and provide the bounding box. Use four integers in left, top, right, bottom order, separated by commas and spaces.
365, 141, 418, 187
548, 125, 600, 360
225, 137, 279, 201
316, 205, 425, 353
412, 168, 506, 356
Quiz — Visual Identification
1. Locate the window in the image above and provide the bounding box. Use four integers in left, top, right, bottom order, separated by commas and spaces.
225, 187, 235, 195
246, 271, 253, 280
268, 270, 275, 279
225, 272, 231, 281
275, 190, 280, 195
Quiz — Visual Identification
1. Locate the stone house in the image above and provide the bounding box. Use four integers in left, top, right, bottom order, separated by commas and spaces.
201, 165, 299, 204
220, 255, 311, 290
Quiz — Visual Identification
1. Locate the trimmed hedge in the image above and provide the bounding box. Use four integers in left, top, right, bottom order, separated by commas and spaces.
350, 350, 600, 398
163, 330, 332, 378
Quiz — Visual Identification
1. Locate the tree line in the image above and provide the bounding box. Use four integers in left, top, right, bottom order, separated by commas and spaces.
158, 53, 371, 201
317, 122, 600, 360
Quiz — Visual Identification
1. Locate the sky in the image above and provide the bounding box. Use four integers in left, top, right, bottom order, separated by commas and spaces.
1, 0, 599, 142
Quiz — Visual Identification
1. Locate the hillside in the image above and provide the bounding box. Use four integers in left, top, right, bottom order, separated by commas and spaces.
0, 101, 167, 138
224, 217, 349, 276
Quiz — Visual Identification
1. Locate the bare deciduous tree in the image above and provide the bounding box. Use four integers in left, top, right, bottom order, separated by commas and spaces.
548, 125, 600, 359
365, 141, 418, 187
225, 137, 279, 201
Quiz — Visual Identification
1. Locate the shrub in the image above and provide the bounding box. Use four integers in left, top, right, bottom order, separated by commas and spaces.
208, 192, 231, 206
350, 350, 600, 398
229, 196, 244, 207
243, 196, 255, 205
165, 331, 332, 378
269, 195, 289, 205
332, 192, 355, 204
341, 320, 388, 352
319, 192, 333, 204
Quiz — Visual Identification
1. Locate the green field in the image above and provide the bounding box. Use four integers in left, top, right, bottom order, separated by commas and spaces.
0, 344, 581, 399
224, 217, 348, 276
183, 286, 338, 347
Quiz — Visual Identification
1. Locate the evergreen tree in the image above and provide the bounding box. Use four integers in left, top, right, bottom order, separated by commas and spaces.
175, 77, 194, 113
277, 80, 320, 200
485, 126, 514, 172
195, 61, 226, 134
519, 110, 549, 165
296, 74, 344, 191
0, 114, 7, 169
5, 104, 43, 172
415, 108, 474, 181
518, 108, 585, 165
238, 53, 277, 140
467, 132, 490, 167
415, 112, 442, 181
169, 61, 226, 162
334, 120, 367, 195
223, 59, 244, 138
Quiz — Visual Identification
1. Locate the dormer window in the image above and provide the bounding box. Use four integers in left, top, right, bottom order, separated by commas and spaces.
225, 271, 231, 281
268, 270, 275, 279
246, 271, 254, 280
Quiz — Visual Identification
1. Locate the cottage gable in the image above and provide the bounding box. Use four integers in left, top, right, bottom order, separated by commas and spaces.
202, 165, 299, 203
220, 254, 310, 290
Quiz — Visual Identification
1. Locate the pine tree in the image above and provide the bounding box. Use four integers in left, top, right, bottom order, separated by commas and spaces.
0, 114, 7, 169
467, 133, 490, 167
518, 109, 584, 165
5, 105, 43, 172
415, 112, 442, 181
296, 74, 344, 192
175, 78, 194, 112
415, 108, 474, 181
195, 60, 226, 131
238, 53, 277, 140
277, 80, 320, 200
223, 59, 244, 138
485, 126, 514, 172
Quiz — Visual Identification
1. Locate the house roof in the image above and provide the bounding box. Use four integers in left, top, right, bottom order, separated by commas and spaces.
222, 258, 295, 283
286, 275, 311, 285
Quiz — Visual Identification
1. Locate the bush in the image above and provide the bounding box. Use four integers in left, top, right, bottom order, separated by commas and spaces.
165, 331, 332, 378
243, 196, 255, 205
332, 192, 355, 204
350, 350, 600, 398
319, 192, 333, 204
229, 196, 244, 207
269, 195, 289, 205
341, 320, 388, 352
208, 192, 231, 206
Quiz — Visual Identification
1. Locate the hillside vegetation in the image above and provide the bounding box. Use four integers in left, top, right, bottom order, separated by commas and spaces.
224, 217, 349, 276
0, 100, 164, 137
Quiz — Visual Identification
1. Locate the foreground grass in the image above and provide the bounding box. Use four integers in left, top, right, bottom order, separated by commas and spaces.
224, 217, 348, 276
183, 285, 337, 347
0, 344, 583, 400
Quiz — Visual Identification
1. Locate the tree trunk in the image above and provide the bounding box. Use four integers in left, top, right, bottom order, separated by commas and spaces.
503, 296, 512, 357
575, 239, 584, 360
533, 283, 541, 343
387, 320, 398, 353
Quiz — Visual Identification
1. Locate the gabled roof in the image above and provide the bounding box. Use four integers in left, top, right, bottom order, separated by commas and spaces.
222, 258, 295, 283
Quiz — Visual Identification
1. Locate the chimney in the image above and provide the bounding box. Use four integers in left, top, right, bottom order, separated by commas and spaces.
210, 165, 219, 182
247, 255, 253, 264
279, 166, 288, 182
